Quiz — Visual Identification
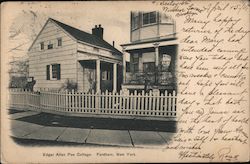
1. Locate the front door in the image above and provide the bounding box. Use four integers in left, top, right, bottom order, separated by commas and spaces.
101, 70, 112, 92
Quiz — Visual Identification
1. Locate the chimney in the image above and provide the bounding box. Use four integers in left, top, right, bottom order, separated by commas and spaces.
92, 24, 103, 39
112, 41, 115, 47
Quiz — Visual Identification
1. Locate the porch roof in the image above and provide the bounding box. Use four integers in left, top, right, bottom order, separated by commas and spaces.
121, 37, 178, 51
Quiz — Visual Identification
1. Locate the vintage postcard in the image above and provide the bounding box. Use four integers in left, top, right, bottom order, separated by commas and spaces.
1, 0, 249, 163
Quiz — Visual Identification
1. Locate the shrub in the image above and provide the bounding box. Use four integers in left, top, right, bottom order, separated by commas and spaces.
59, 79, 78, 91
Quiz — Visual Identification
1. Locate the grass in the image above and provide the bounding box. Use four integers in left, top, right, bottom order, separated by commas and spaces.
17, 112, 177, 132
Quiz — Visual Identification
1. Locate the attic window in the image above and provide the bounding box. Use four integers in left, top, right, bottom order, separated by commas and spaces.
57, 38, 62, 46
48, 43, 53, 49
40, 42, 44, 50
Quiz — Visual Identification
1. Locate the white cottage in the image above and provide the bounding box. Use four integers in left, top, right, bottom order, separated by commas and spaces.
28, 18, 123, 92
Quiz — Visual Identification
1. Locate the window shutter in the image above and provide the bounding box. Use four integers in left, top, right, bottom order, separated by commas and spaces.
57, 64, 61, 80
46, 65, 50, 80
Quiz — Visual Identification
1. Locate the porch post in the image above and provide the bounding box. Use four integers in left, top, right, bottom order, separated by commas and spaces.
154, 43, 159, 67
122, 48, 126, 84
113, 63, 117, 92
154, 43, 160, 84
96, 59, 101, 93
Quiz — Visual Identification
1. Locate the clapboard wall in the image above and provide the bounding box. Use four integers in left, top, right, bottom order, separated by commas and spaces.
28, 20, 77, 91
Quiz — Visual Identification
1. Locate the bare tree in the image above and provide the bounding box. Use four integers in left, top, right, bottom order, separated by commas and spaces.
9, 57, 29, 88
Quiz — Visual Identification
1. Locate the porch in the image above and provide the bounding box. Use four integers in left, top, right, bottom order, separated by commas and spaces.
121, 42, 178, 92
77, 59, 122, 93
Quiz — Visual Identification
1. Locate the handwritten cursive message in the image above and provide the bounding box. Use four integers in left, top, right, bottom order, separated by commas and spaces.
154, 0, 249, 162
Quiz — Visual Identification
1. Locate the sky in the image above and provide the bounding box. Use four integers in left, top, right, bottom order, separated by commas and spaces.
6, 1, 159, 60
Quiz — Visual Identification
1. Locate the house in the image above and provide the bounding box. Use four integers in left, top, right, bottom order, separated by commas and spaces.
121, 11, 178, 93
28, 18, 123, 92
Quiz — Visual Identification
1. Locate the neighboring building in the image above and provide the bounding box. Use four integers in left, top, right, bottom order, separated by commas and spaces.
121, 11, 178, 93
28, 18, 123, 92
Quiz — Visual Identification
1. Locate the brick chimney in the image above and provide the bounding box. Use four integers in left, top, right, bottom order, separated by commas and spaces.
92, 24, 103, 39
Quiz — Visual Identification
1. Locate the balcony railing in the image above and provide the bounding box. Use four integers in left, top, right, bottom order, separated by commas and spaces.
125, 71, 174, 86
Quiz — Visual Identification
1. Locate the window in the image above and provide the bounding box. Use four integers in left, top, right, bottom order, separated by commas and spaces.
131, 53, 139, 72
57, 38, 62, 46
48, 43, 53, 49
143, 11, 157, 25
46, 64, 60, 80
52, 64, 58, 78
102, 71, 111, 80
40, 42, 44, 50
143, 62, 155, 72
131, 13, 139, 30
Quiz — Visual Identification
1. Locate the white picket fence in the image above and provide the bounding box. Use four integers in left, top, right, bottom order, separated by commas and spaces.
9, 89, 177, 119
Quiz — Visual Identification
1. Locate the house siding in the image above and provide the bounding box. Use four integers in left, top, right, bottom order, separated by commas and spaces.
28, 20, 77, 91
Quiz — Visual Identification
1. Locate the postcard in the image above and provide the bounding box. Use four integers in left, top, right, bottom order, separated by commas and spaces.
1, 1, 249, 163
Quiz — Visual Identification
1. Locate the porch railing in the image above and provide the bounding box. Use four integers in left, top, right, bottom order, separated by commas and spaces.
9, 89, 177, 119
125, 71, 174, 85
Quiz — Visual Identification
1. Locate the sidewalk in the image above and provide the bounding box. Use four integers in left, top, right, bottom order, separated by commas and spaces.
9, 109, 175, 148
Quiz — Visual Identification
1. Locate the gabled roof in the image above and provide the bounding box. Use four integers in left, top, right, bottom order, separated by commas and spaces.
50, 18, 122, 55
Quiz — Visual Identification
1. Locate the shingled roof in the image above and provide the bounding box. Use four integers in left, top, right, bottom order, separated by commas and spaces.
50, 18, 122, 55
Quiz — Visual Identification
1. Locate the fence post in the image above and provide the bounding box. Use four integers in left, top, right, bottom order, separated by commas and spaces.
141, 90, 145, 115
168, 92, 172, 117
173, 90, 176, 117
133, 90, 137, 115
118, 90, 122, 113
152, 89, 159, 116
72, 90, 75, 112
129, 92, 133, 115
91, 90, 95, 113
65, 90, 68, 112
137, 91, 141, 115
105, 90, 108, 111
148, 90, 152, 114
96, 91, 101, 114
160, 92, 164, 116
